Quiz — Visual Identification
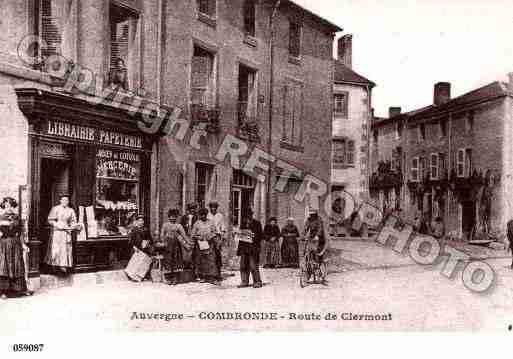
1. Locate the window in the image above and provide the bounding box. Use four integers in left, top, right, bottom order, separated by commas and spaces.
109, 2, 140, 91
35, 0, 77, 64
419, 123, 426, 141
419, 157, 426, 180
334, 93, 349, 118
197, 0, 216, 17
195, 163, 214, 208
94, 149, 140, 238
439, 153, 446, 178
466, 111, 474, 133
238, 64, 257, 123
430, 153, 439, 180
411, 157, 419, 182
396, 121, 404, 139
439, 120, 447, 138
456, 149, 465, 177
289, 22, 301, 58
465, 148, 473, 176
333, 138, 355, 167
282, 79, 304, 148
243, 0, 256, 37
191, 46, 216, 107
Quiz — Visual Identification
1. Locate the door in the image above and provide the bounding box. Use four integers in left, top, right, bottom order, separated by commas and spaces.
39, 158, 72, 272
462, 201, 476, 241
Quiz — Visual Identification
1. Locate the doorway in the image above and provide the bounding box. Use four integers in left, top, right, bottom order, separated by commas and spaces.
461, 201, 476, 241
39, 158, 72, 272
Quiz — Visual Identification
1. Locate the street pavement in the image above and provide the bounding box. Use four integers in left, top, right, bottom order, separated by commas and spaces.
1, 239, 513, 332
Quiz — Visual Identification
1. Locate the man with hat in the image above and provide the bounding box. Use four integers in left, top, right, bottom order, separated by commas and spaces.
303, 208, 328, 285
207, 201, 226, 279
236, 208, 263, 288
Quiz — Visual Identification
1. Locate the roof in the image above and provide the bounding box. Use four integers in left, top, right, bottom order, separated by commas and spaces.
334, 61, 375, 87
409, 81, 510, 120
372, 81, 511, 129
284, 0, 342, 33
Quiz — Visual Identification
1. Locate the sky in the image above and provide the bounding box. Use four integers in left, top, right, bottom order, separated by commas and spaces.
293, 0, 513, 118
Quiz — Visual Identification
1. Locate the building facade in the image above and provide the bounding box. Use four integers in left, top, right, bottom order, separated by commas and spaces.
0, 0, 340, 286
330, 35, 374, 234
371, 77, 513, 240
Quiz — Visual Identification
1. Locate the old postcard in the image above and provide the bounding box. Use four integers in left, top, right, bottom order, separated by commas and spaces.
1, 1, 513, 349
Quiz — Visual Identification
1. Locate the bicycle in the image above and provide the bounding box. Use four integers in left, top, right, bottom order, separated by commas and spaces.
298, 236, 328, 288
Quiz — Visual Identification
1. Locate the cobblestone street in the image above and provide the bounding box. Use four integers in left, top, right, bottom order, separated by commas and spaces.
1, 239, 512, 332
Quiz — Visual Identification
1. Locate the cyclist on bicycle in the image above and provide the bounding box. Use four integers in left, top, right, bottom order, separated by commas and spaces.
303, 209, 328, 285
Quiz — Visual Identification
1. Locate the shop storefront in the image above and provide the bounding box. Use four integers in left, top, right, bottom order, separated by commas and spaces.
16, 89, 159, 276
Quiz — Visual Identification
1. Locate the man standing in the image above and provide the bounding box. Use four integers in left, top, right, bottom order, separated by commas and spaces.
236, 208, 263, 288
207, 201, 226, 280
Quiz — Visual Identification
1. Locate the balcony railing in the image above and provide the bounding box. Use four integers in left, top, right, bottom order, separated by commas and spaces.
237, 101, 260, 142
190, 104, 220, 133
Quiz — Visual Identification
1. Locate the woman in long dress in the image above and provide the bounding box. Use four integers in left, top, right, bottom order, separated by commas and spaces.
263, 217, 281, 268
281, 217, 300, 268
159, 209, 191, 285
0, 197, 31, 298
45, 195, 77, 275
191, 208, 221, 285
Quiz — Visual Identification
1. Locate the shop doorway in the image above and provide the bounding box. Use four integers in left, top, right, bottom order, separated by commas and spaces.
39, 158, 72, 272
461, 201, 476, 241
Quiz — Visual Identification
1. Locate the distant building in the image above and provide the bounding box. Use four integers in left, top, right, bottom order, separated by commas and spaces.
331, 35, 375, 234
371, 76, 513, 240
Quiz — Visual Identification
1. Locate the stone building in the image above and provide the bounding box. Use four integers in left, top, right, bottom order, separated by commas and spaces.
330, 34, 374, 235
371, 76, 513, 240
331, 35, 374, 208
0, 0, 340, 286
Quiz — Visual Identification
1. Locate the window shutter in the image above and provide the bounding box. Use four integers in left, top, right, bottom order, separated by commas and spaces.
411, 157, 419, 182
40, 0, 62, 58
243, 0, 255, 35
73, 145, 96, 207
347, 140, 355, 165
430, 153, 438, 180
457, 149, 465, 177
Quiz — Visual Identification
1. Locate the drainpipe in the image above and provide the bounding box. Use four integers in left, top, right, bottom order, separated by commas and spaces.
153, 0, 163, 234
266, 0, 281, 220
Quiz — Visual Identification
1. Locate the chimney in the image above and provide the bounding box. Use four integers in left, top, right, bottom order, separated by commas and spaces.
337, 34, 353, 69
389, 107, 402, 118
434, 82, 451, 106
508, 72, 513, 93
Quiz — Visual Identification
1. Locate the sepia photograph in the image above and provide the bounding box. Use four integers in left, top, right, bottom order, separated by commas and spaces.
1, 0, 513, 355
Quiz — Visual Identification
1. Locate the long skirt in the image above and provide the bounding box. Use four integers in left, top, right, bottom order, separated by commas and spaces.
195, 242, 219, 279
264, 240, 280, 266
45, 230, 73, 268
163, 237, 184, 273
281, 237, 299, 267
0, 236, 27, 294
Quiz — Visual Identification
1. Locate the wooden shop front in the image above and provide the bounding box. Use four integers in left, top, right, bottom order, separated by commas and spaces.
16, 89, 160, 275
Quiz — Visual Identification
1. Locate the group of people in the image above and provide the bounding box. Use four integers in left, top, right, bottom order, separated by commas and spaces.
261, 217, 301, 269
127, 202, 227, 286
126, 203, 329, 289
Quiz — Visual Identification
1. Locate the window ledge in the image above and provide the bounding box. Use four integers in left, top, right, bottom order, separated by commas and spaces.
288, 55, 302, 66
198, 12, 217, 28
243, 34, 258, 48
280, 141, 304, 153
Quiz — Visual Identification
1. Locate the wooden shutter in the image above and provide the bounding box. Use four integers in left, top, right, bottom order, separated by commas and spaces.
244, 0, 255, 35
347, 140, 355, 165
40, 0, 62, 58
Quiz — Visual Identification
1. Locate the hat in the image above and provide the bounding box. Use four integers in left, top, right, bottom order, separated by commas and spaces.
187, 203, 198, 210
136, 214, 144, 220
287, 217, 295, 222
198, 208, 209, 216
208, 201, 219, 208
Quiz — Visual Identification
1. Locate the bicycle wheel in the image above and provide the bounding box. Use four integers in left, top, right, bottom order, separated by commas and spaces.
298, 263, 309, 288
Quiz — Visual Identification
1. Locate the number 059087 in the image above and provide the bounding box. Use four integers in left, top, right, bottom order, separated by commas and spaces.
12, 344, 44, 352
